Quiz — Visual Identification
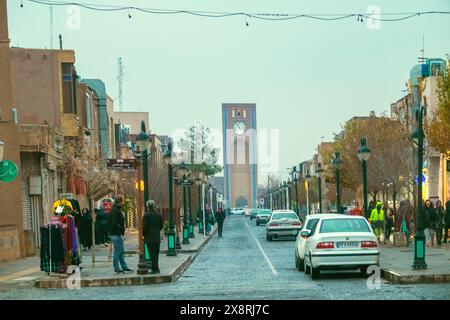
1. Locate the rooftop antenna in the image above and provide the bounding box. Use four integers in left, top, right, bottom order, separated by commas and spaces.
117, 57, 124, 112
49, 0, 53, 49
418, 34, 427, 64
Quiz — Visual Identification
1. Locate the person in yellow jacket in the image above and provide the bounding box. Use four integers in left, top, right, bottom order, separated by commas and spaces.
369, 201, 385, 240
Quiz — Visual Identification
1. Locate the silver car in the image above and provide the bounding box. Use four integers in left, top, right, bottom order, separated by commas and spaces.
256, 209, 272, 226
266, 210, 302, 241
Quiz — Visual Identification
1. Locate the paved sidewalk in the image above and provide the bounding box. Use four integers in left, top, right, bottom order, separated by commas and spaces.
125, 225, 217, 254
0, 224, 217, 289
380, 242, 450, 284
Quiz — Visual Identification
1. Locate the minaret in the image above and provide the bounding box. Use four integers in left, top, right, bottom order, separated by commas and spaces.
0, 0, 12, 121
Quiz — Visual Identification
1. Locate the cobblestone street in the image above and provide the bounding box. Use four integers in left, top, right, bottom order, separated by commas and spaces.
1, 216, 449, 300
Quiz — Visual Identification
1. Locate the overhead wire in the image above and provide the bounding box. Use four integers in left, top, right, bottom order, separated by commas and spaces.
22, 0, 450, 23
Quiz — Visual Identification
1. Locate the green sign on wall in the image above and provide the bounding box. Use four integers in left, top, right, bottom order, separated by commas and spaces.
0, 160, 18, 183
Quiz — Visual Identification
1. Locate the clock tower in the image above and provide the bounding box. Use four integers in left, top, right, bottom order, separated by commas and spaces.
222, 103, 258, 209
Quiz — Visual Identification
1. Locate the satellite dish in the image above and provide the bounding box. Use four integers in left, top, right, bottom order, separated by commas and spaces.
0, 160, 19, 182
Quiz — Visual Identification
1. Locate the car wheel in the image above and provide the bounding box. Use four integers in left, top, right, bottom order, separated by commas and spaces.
304, 257, 311, 275
256, 221, 259, 226
266, 234, 272, 241
295, 254, 299, 269
360, 266, 368, 276
298, 257, 305, 272
310, 254, 320, 279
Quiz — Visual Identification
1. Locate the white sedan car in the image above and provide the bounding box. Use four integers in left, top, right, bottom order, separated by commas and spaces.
266, 210, 302, 241
231, 207, 245, 215
294, 214, 333, 271
303, 215, 380, 279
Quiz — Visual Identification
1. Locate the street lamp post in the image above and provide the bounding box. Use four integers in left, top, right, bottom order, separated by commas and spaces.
332, 152, 343, 214
188, 178, 194, 238
315, 162, 324, 213
411, 105, 427, 269
195, 173, 204, 234
287, 179, 292, 210
305, 170, 311, 215
135, 121, 152, 274
163, 142, 177, 256
283, 182, 288, 209
357, 137, 371, 218
177, 162, 190, 245
279, 184, 282, 209
294, 170, 299, 215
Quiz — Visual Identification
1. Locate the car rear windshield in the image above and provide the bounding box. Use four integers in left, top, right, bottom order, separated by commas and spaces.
272, 213, 298, 220
319, 218, 370, 233
306, 219, 319, 230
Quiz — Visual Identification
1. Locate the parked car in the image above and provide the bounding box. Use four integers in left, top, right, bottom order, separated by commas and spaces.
294, 214, 328, 271
266, 210, 302, 241
256, 209, 272, 225
250, 208, 259, 220
231, 207, 245, 215
303, 215, 380, 280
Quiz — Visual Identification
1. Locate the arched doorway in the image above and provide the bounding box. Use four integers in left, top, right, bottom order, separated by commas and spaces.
235, 196, 248, 208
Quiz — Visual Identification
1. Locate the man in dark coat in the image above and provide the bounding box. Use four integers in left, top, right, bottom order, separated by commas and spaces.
444, 200, 450, 243
216, 207, 225, 237
109, 197, 132, 273
79, 208, 93, 250
143, 200, 164, 274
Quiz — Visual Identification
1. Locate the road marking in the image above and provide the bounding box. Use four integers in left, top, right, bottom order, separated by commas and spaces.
0, 267, 40, 282
244, 219, 278, 276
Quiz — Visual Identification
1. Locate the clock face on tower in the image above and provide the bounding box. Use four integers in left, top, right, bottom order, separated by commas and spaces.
233, 121, 246, 135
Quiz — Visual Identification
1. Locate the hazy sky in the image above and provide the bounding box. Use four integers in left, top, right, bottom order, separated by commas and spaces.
7, 0, 450, 181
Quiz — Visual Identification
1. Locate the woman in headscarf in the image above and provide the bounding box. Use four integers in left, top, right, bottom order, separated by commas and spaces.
397, 200, 413, 245
424, 199, 437, 247
79, 208, 93, 251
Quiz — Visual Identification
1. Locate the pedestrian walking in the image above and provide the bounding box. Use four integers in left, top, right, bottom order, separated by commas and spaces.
216, 207, 225, 237
365, 200, 375, 220
396, 200, 413, 245
79, 208, 93, 251
95, 208, 109, 247
435, 200, 445, 246
109, 197, 132, 273
143, 200, 164, 274
94, 208, 103, 245
424, 199, 437, 247
205, 206, 212, 235
369, 201, 384, 241
444, 200, 450, 243
385, 205, 394, 242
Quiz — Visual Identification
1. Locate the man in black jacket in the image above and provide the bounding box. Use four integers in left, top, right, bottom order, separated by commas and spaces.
109, 197, 132, 273
216, 207, 225, 237
143, 200, 164, 274
444, 200, 450, 243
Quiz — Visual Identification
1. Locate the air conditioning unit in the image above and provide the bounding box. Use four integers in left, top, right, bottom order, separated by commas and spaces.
29, 176, 42, 195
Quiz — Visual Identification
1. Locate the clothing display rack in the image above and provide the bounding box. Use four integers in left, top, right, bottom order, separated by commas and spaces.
40, 198, 82, 276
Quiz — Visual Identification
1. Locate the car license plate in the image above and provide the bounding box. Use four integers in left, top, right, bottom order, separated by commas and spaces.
337, 242, 359, 248
291, 230, 298, 235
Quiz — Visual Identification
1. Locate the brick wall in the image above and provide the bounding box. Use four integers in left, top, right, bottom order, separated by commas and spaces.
21, 177, 32, 230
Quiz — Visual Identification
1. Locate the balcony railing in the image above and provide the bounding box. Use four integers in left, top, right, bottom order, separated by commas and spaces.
18, 124, 52, 153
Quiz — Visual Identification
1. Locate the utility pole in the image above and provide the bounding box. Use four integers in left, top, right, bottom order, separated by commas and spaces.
117, 57, 124, 112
